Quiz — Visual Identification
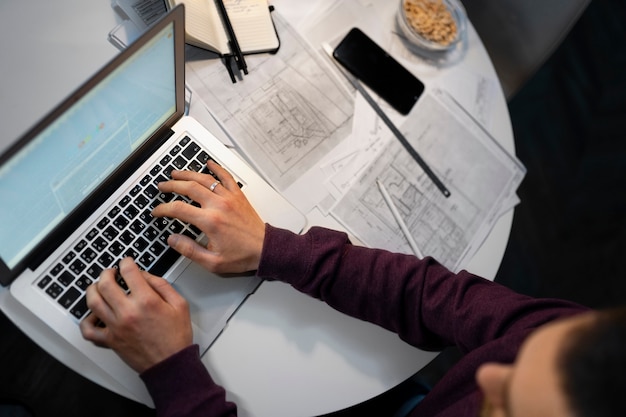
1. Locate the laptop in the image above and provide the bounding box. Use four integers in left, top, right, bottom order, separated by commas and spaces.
0, 5, 305, 405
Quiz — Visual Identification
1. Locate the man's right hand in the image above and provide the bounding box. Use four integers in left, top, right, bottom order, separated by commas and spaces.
152, 160, 266, 274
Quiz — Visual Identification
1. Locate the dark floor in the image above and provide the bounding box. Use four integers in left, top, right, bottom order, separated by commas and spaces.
2, 0, 626, 416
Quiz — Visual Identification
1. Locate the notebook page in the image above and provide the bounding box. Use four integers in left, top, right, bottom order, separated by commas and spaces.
225, 0, 279, 53
168, 0, 230, 53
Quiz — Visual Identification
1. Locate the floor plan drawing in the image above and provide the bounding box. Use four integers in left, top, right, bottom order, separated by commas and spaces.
331, 91, 525, 271
185, 13, 354, 192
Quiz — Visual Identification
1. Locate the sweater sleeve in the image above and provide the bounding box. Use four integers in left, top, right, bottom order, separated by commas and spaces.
140, 345, 237, 417
257, 225, 587, 353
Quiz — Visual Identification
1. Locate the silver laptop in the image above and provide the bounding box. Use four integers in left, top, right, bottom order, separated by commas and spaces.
0, 5, 305, 405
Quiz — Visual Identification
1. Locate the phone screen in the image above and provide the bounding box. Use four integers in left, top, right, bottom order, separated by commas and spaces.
333, 28, 424, 115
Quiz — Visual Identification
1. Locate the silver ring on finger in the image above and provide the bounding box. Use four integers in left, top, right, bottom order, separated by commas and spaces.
209, 180, 221, 192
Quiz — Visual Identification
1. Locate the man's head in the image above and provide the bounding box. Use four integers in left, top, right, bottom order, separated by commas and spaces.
476, 307, 626, 417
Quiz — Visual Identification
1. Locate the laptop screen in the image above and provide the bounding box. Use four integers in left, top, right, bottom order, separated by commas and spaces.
0, 23, 176, 269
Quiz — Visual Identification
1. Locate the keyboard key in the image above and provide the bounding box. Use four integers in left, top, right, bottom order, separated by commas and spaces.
97, 217, 110, 229
86, 228, 99, 241
119, 195, 132, 207
69, 259, 86, 275
172, 156, 186, 169
133, 237, 149, 251
143, 226, 159, 241
45, 283, 63, 299
158, 192, 175, 203
62, 252, 76, 264
139, 209, 153, 223
138, 253, 155, 269
159, 231, 171, 244
149, 248, 181, 277
58, 287, 81, 309
103, 225, 119, 241
98, 253, 114, 268
58, 271, 75, 287
91, 236, 108, 252
129, 184, 142, 197
144, 184, 159, 199
119, 230, 135, 245
108, 206, 121, 218
123, 205, 140, 219
149, 242, 166, 256
113, 215, 129, 230
140, 174, 152, 186
170, 145, 181, 156
50, 263, 64, 276
74, 240, 88, 252
129, 220, 146, 235
183, 142, 201, 159
163, 164, 175, 177
154, 174, 168, 185
109, 241, 125, 257
123, 248, 139, 260
150, 165, 162, 176
134, 195, 149, 209
70, 296, 89, 320
75, 276, 92, 291
86, 264, 103, 280
37, 275, 52, 289
197, 151, 210, 164
188, 160, 203, 172
153, 217, 170, 231
160, 154, 172, 166
80, 248, 98, 263
168, 220, 184, 234
179, 136, 191, 147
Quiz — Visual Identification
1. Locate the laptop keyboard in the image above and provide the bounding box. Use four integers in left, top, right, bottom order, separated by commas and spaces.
35, 135, 238, 322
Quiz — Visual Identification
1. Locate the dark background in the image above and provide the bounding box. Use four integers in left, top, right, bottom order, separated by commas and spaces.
2, 0, 626, 415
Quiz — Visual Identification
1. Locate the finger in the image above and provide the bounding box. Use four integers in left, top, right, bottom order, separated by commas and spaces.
157, 175, 217, 204
117, 257, 151, 294
95, 265, 132, 309
143, 273, 189, 311
167, 233, 217, 267
85, 270, 118, 324
79, 312, 109, 347
151, 198, 207, 227
205, 160, 239, 191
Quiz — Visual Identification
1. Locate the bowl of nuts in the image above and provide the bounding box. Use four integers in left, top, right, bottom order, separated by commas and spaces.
397, 0, 467, 53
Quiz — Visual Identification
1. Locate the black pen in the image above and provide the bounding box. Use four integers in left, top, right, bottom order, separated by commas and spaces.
323, 44, 451, 198
216, 0, 248, 75
223, 55, 236, 83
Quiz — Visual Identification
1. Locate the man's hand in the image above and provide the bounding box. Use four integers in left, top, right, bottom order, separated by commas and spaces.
80, 257, 193, 373
152, 160, 266, 274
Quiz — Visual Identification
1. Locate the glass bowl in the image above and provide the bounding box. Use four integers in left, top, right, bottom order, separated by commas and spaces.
397, 0, 467, 53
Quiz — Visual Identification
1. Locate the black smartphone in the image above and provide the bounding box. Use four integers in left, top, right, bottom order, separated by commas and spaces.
333, 28, 424, 115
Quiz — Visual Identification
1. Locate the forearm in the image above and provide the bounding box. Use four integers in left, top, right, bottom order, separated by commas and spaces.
257, 225, 587, 352
140, 345, 237, 417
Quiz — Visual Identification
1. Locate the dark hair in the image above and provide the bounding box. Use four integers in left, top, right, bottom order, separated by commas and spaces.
558, 307, 626, 417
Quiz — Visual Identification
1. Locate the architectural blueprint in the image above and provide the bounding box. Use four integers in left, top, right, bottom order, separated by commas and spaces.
331, 90, 525, 271
184, 13, 354, 196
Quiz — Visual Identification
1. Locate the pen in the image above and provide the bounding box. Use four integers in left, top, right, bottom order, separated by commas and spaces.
223, 55, 236, 83
323, 44, 450, 198
216, 0, 248, 76
376, 179, 424, 259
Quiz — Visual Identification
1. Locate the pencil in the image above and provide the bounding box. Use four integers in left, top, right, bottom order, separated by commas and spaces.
216, 0, 248, 75
376, 179, 424, 258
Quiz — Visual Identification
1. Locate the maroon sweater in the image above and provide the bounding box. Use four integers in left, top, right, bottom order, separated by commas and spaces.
140, 225, 587, 417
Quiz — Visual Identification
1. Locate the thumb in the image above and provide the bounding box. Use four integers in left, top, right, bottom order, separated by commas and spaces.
144, 273, 187, 309
168, 233, 212, 265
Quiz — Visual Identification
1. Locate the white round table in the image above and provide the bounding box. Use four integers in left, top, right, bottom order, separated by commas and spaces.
0, 1, 514, 416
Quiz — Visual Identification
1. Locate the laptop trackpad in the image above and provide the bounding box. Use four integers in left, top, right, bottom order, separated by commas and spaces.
172, 261, 260, 354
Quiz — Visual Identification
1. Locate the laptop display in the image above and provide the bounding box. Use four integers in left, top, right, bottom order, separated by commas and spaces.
0, 23, 176, 271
